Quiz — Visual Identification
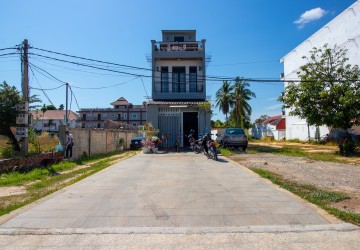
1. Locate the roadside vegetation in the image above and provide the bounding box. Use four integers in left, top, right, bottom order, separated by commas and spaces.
0, 150, 138, 217
252, 168, 360, 226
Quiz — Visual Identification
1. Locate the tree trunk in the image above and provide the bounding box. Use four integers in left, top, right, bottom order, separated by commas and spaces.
0, 126, 21, 151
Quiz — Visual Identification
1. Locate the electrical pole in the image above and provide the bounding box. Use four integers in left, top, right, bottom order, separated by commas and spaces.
65, 82, 68, 125
20, 39, 29, 153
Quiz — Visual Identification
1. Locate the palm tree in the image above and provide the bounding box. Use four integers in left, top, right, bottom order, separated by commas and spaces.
232, 77, 256, 128
215, 81, 234, 124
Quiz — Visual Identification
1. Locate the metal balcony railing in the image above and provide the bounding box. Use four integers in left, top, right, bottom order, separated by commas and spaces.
153, 41, 204, 52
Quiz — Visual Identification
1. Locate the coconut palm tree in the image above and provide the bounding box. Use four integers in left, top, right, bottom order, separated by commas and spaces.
232, 77, 256, 128
215, 80, 234, 124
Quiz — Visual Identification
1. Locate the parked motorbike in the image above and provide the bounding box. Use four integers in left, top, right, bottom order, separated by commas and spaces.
208, 139, 218, 161
187, 132, 201, 153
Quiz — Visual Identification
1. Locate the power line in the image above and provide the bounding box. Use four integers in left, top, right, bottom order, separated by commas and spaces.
140, 77, 150, 98
71, 77, 139, 90
30, 56, 133, 77
29, 64, 56, 107
0, 47, 17, 51
29, 62, 67, 84
68, 85, 80, 110
29, 52, 151, 78
30, 46, 152, 72
209, 60, 279, 67
0, 52, 19, 57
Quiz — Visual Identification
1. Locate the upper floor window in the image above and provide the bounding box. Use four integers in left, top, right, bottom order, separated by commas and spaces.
132, 113, 137, 119
189, 66, 197, 93
161, 67, 169, 93
174, 36, 184, 42
172, 67, 186, 93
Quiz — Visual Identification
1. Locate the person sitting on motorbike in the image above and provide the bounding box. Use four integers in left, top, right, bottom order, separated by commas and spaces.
202, 133, 211, 155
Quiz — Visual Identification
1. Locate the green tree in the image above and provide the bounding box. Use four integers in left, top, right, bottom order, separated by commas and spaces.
254, 115, 270, 124
280, 44, 360, 154
44, 104, 56, 110
29, 95, 42, 110
232, 77, 256, 128
215, 81, 234, 124
58, 104, 64, 110
0, 81, 22, 151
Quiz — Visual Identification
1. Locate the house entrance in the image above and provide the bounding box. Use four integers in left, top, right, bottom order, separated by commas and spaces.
183, 112, 198, 146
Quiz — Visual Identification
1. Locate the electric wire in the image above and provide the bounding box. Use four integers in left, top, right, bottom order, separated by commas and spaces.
68, 85, 80, 110
28, 47, 286, 83
70, 77, 139, 89
30, 56, 131, 77
30, 46, 152, 72
0, 52, 20, 57
29, 53, 151, 78
140, 77, 150, 98
29, 62, 67, 84
29, 63, 56, 107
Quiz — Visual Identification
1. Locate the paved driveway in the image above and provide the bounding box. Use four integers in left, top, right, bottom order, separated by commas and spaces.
0, 152, 358, 249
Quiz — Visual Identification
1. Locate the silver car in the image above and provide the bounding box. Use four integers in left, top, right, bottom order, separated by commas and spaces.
216, 128, 248, 150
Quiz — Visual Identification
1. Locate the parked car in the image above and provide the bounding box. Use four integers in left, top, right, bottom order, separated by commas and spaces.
130, 136, 144, 150
216, 128, 248, 150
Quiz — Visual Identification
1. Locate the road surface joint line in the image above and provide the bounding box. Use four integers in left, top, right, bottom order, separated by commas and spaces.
0, 223, 358, 235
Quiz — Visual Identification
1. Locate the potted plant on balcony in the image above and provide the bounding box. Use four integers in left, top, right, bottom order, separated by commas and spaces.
119, 138, 125, 151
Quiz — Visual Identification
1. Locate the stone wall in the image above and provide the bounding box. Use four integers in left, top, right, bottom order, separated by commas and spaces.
66, 128, 137, 159
0, 152, 63, 173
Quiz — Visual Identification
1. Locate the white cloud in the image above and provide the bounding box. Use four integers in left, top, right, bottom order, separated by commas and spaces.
265, 103, 283, 111
294, 7, 328, 29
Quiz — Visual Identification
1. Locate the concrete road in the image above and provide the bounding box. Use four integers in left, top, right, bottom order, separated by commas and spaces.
0, 152, 359, 249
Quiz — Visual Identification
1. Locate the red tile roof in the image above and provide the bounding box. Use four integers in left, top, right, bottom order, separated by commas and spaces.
111, 97, 130, 106
260, 115, 282, 125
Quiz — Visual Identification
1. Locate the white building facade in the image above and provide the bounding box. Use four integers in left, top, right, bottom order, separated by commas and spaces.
281, 1, 360, 140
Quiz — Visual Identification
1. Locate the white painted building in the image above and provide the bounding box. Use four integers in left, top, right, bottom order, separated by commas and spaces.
251, 116, 286, 140
281, 1, 360, 140
30, 110, 79, 132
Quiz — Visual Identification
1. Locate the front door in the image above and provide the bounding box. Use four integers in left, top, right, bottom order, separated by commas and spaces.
183, 112, 198, 147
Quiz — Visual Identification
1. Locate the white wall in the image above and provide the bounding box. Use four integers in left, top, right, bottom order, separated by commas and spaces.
281, 1, 360, 140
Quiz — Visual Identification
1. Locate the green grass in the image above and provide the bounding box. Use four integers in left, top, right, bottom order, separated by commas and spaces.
0, 161, 77, 187
219, 148, 233, 156
247, 144, 349, 163
251, 168, 360, 226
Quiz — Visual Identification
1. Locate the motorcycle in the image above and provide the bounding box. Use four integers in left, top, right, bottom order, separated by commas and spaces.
208, 139, 218, 161
188, 132, 202, 153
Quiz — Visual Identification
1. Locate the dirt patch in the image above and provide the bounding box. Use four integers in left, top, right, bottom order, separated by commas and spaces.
0, 186, 27, 197
229, 152, 360, 214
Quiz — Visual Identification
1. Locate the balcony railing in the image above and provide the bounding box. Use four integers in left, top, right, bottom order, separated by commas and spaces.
153, 41, 204, 52
154, 81, 204, 94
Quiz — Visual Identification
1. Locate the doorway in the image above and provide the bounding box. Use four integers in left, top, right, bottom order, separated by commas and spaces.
183, 112, 198, 146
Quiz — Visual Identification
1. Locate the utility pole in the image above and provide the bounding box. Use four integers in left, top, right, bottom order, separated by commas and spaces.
65, 82, 69, 125
20, 39, 29, 153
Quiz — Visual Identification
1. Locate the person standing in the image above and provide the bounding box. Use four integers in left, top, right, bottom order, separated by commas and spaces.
65, 131, 73, 158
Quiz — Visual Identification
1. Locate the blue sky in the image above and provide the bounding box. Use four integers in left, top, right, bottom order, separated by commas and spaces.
0, 0, 357, 122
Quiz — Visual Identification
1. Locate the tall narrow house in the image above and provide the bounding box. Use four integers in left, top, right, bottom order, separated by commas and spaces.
146, 30, 211, 147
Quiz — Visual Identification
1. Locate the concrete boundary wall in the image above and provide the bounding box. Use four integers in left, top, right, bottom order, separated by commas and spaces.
67, 128, 137, 159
